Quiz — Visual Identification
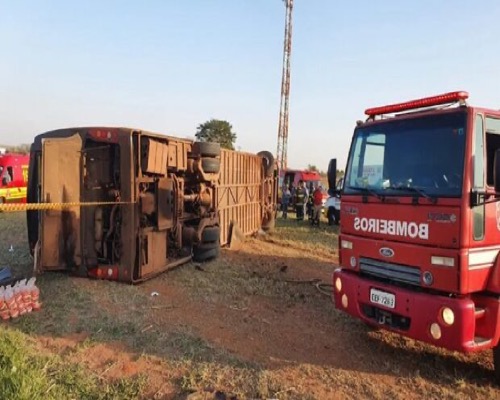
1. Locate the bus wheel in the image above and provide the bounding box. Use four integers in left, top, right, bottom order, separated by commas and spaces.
201, 158, 220, 174
193, 142, 221, 158
193, 242, 220, 262
257, 151, 274, 177
193, 226, 221, 262
494, 344, 500, 384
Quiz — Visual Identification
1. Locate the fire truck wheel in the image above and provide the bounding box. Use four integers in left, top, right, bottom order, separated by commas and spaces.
201, 158, 221, 174
494, 344, 500, 384
193, 242, 220, 262
193, 142, 221, 158
201, 226, 220, 243
257, 151, 274, 177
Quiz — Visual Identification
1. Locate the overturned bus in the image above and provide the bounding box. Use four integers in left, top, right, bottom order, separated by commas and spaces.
27, 127, 276, 283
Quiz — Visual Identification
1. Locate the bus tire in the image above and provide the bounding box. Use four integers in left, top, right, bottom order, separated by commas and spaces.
193, 142, 221, 158
201, 158, 220, 174
257, 151, 275, 177
201, 226, 220, 243
193, 243, 220, 262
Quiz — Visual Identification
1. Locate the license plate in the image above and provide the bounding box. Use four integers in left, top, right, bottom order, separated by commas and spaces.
370, 288, 395, 309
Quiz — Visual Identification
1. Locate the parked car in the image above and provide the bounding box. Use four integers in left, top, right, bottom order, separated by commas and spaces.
325, 177, 343, 225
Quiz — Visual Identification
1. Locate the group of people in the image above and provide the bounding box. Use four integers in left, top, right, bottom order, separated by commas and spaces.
281, 180, 324, 226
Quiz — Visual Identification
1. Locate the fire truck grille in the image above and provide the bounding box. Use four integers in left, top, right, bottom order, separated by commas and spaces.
359, 257, 421, 286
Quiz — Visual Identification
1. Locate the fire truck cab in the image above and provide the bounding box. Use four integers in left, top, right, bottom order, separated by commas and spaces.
0, 153, 29, 203
333, 91, 500, 381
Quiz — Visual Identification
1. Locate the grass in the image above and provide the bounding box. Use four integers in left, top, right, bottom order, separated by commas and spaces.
0, 327, 145, 400
1, 212, 500, 399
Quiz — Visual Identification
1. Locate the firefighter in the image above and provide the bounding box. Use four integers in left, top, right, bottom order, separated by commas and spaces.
295, 180, 307, 221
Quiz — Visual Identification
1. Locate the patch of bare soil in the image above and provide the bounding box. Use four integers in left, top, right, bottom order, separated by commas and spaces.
4, 212, 499, 399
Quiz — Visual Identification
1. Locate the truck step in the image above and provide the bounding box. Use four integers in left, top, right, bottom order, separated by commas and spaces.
474, 307, 486, 319
474, 336, 492, 347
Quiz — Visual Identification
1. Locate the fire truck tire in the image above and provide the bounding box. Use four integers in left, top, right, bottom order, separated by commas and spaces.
193, 142, 221, 158
257, 151, 274, 177
494, 344, 500, 384
201, 226, 220, 243
327, 207, 340, 225
201, 158, 220, 174
193, 243, 220, 262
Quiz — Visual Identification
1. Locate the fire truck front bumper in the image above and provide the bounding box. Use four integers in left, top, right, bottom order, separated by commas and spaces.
333, 269, 485, 353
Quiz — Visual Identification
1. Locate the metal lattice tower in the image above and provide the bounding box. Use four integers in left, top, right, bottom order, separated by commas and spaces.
277, 0, 294, 171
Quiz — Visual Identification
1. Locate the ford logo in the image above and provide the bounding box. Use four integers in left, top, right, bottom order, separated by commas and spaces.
379, 247, 394, 258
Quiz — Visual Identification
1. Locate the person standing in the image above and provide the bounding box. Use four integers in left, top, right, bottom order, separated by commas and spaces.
295, 180, 307, 221
312, 185, 324, 226
281, 187, 291, 219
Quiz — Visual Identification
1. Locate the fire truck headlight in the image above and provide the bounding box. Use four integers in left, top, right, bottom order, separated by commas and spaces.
341, 294, 348, 308
341, 240, 353, 250
422, 271, 434, 286
430, 323, 442, 340
335, 277, 342, 292
441, 307, 455, 326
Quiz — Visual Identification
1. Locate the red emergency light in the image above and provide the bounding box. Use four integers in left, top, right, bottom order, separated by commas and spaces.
365, 91, 469, 117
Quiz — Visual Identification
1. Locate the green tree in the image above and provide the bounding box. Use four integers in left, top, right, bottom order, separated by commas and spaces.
195, 119, 237, 150
307, 164, 318, 172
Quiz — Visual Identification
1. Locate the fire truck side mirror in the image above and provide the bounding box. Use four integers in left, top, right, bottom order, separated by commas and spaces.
328, 159, 337, 193
494, 149, 500, 193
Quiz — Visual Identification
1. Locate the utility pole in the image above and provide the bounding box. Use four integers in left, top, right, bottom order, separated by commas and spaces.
276, 0, 294, 171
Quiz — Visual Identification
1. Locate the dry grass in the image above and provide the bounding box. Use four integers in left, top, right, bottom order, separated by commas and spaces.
0, 212, 499, 399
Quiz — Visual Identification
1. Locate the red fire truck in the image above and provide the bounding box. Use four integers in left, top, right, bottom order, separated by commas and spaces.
0, 153, 29, 203
333, 91, 500, 381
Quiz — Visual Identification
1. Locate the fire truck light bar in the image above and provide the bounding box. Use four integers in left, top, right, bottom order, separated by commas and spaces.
365, 91, 469, 117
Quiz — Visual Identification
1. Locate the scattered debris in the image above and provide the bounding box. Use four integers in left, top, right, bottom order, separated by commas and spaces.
0, 267, 12, 284
279, 265, 288, 273
228, 221, 246, 249
194, 264, 205, 272
8, 245, 14, 253
256, 229, 267, 237
150, 291, 159, 297
150, 304, 175, 310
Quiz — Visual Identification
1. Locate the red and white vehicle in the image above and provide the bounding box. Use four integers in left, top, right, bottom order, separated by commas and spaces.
333, 91, 500, 381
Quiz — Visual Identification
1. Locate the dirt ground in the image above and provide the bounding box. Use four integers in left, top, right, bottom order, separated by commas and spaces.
1, 212, 499, 399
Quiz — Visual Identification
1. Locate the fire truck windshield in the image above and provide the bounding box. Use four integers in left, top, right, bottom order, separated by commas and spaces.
345, 111, 467, 198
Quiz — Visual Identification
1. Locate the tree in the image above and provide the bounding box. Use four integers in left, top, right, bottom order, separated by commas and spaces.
307, 164, 318, 172
195, 119, 237, 150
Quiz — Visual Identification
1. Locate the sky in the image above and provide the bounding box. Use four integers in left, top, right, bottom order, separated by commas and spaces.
1, 0, 500, 171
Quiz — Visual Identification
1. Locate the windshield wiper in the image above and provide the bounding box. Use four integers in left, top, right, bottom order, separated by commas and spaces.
347, 186, 385, 201
388, 185, 437, 203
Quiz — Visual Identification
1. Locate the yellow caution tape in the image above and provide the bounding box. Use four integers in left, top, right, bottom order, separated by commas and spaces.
0, 201, 132, 213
